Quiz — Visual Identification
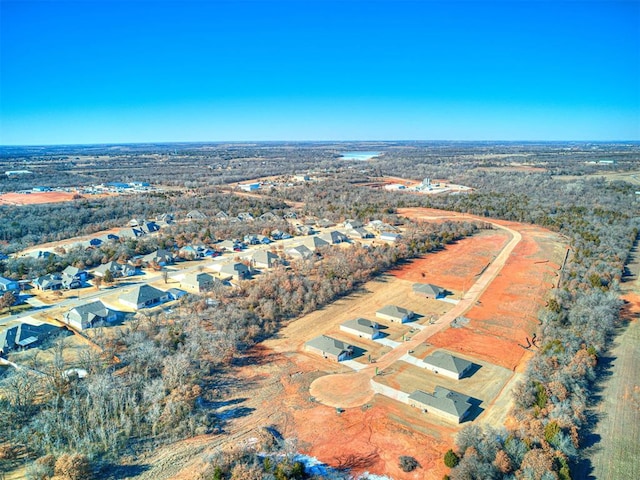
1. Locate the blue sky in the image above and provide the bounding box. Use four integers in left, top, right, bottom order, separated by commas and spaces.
1, 0, 638, 144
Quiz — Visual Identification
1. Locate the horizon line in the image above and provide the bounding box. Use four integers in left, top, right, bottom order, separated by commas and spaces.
2, 139, 639, 148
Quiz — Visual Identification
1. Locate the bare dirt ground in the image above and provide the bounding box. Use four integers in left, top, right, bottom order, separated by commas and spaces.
0, 191, 78, 205
103, 208, 565, 480
406, 217, 565, 370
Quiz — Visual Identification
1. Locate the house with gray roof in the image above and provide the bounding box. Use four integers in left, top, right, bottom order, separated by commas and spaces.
186, 210, 207, 220
421, 351, 473, 380
94, 261, 136, 278
413, 283, 446, 299
182, 272, 217, 292
376, 305, 414, 323
219, 263, 251, 281
286, 245, 314, 260
408, 386, 474, 423
380, 232, 402, 242
62, 266, 88, 282
348, 227, 374, 239
303, 236, 330, 250
119, 285, 169, 310
319, 231, 349, 245
344, 219, 364, 230
305, 335, 354, 362
33, 274, 63, 291
143, 249, 175, 266
1, 321, 61, 355
250, 250, 281, 269
340, 318, 381, 340
64, 300, 118, 330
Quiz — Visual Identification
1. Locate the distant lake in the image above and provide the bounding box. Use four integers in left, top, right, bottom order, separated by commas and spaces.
340, 151, 381, 161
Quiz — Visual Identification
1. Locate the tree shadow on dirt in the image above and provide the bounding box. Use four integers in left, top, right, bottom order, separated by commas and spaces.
97, 464, 150, 479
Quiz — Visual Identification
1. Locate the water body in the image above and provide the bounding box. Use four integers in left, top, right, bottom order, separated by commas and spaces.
340, 151, 381, 161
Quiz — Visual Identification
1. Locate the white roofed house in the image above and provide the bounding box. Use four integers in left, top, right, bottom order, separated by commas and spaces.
340, 318, 381, 340
64, 300, 119, 330
119, 285, 169, 310
380, 232, 402, 242
186, 210, 207, 220
305, 335, 354, 362
376, 305, 414, 323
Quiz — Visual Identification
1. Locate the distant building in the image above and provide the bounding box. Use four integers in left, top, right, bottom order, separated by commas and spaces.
239, 183, 260, 192
5, 170, 32, 177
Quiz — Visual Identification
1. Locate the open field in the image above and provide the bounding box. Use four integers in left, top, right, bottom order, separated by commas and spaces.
0, 191, 81, 205
588, 235, 640, 480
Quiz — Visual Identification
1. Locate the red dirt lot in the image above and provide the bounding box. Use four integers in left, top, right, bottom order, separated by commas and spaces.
0, 191, 79, 205
398, 209, 566, 370
390, 229, 510, 292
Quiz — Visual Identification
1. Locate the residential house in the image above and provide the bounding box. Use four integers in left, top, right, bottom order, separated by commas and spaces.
295, 225, 316, 236
219, 263, 251, 281
237, 212, 255, 222
93, 261, 136, 278
215, 210, 230, 220
316, 218, 335, 228
319, 230, 349, 245
62, 266, 88, 282
259, 211, 278, 222
413, 283, 447, 299
142, 249, 175, 267
167, 288, 187, 300
344, 219, 364, 230
63, 300, 118, 330
187, 210, 207, 220
303, 236, 330, 250
0, 321, 61, 355
408, 386, 474, 423
271, 229, 291, 240
33, 274, 63, 291
250, 250, 281, 269
340, 318, 381, 340
348, 227, 374, 239
305, 335, 354, 362
119, 285, 169, 310
285, 245, 314, 260
380, 232, 402, 242
376, 305, 414, 323
421, 351, 474, 380
0, 276, 19, 293
182, 272, 218, 292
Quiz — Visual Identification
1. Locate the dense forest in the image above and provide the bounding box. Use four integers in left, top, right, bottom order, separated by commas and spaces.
1, 142, 639, 479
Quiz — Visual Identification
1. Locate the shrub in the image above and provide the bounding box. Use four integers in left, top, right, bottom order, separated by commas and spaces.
398, 455, 419, 472
443, 449, 460, 468
53, 454, 91, 480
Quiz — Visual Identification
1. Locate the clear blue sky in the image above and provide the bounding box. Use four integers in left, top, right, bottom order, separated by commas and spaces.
1, 0, 638, 144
